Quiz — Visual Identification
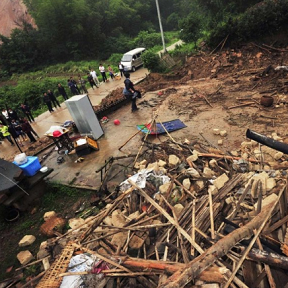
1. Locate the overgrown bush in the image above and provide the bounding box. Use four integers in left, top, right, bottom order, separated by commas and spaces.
132, 31, 163, 49
179, 12, 202, 44
170, 42, 196, 57
107, 53, 124, 65
207, 0, 288, 47
142, 50, 164, 72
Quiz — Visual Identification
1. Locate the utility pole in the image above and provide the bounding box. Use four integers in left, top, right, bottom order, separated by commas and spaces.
155, 0, 166, 53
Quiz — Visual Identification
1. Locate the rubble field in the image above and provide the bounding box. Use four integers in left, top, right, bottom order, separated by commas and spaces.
3, 43, 288, 287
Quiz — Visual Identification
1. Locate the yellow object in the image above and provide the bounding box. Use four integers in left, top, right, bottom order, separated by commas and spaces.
0, 125, 10, 137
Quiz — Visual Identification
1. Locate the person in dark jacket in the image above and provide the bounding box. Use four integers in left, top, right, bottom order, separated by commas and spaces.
20, 119, 36, 143
8, 108, 19, 121
87, 73, 97, 89
70, 77, 81, 94
78, 76, 88, 94
68, 79, 78, 95
57, 83, 69, 100
20, 103, 34, 122
47, 89, 61, 108
123, 73, 140, 112
8, 123, 24, 146
43, 92, 54, 113
11, 119, 26, 142
19, 117, 39, 139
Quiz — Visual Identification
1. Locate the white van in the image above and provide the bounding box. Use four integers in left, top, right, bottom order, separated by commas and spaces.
121, 47, 145, 72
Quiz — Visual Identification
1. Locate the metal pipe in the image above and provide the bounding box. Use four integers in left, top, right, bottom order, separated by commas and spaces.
246, 129, 288, 154
0, 172, 29, 196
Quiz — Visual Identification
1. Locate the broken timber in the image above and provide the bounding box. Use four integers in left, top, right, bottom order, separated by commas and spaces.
158, 196, 282, 288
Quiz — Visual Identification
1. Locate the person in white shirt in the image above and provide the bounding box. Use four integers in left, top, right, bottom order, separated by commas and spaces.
99, 64, 107, 82
2, 109, 9, 123
118, 62, 124, 77
90, 69, 99, 84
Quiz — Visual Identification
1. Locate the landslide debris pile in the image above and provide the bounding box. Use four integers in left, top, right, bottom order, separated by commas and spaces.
15, 131, 288, 288
92, 43, 288, 132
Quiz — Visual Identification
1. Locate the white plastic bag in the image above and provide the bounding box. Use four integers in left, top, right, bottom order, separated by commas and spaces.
45, 126, 64, 136
14, 153, 27, 165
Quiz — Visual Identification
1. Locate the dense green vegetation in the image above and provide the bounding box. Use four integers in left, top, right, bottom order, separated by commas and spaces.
207, 0, 288, 47
0, 0, 183, 75
1, 0, 288, 76
0, 31, 177, 116
0, 0, 268, 76
1, 0, 288, 114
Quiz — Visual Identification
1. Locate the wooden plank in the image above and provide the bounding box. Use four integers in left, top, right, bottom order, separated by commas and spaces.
263, 214, 288, 235
158, 184, 284, 288
128, 179, 204, 254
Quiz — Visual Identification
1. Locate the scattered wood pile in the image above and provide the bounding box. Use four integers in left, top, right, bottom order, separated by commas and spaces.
17, 129, 288, 288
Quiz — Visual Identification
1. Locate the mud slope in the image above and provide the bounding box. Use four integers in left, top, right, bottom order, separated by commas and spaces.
0, 0, 34, 37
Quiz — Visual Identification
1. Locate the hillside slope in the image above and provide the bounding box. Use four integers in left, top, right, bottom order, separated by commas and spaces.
0, 0, 34, 37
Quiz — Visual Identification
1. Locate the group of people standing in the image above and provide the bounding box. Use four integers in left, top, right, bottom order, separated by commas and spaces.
67, 76, 88, 96
0, 105, 38, 147
43, 89, 61, 113
87, 63, 125, 89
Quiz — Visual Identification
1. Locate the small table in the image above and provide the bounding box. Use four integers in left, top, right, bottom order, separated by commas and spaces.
47, 131, 74, 154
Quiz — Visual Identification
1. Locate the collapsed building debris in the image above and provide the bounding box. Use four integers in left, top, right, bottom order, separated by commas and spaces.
7, 43, 288, 287
14, 118, 288, 288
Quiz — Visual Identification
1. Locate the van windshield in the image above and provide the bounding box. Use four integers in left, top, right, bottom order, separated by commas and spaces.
121, 55, 132, 62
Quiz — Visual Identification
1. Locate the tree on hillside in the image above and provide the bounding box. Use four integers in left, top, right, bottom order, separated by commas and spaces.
24, 0, 103, 60
195, 0, 262, 26
0, 22, 45, 73
179, 12, 202, 44
3, 0, 270, 73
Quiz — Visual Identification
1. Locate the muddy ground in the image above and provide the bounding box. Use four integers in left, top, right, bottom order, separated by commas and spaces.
39, 43, 288, 189
133, 43, 288, 153
8, 43, 288, 189
1, 42, 288, 283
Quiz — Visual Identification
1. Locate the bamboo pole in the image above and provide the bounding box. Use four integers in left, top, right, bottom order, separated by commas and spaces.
255, 236, 276, 288
80, 186, 134, 242
208, 189, 215, 240
133, 111, 158, 166
198, 152, 260, 163
223, 184, 286, 288
228, 102, 256, 109
191, 199, 196, 256
157, 119, 183, 151
128, 179, 204, 254
158, 185, 284, 288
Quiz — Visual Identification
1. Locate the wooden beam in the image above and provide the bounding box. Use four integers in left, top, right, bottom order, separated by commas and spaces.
263, 214, 288, 235
158, 184, 284, 288
128, 179, 203, 254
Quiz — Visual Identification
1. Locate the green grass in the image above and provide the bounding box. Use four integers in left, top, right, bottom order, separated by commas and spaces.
6, 32, 179, 83
169, 42, 197, 57
0, 33, 181, 112
15, 219, 38, 232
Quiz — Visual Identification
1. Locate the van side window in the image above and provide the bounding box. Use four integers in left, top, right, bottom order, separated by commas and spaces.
137, 53, 141, 58
133, 55, 136, 60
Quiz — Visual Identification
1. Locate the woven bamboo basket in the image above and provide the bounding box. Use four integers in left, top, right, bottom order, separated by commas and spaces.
36, 242, 75, 288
